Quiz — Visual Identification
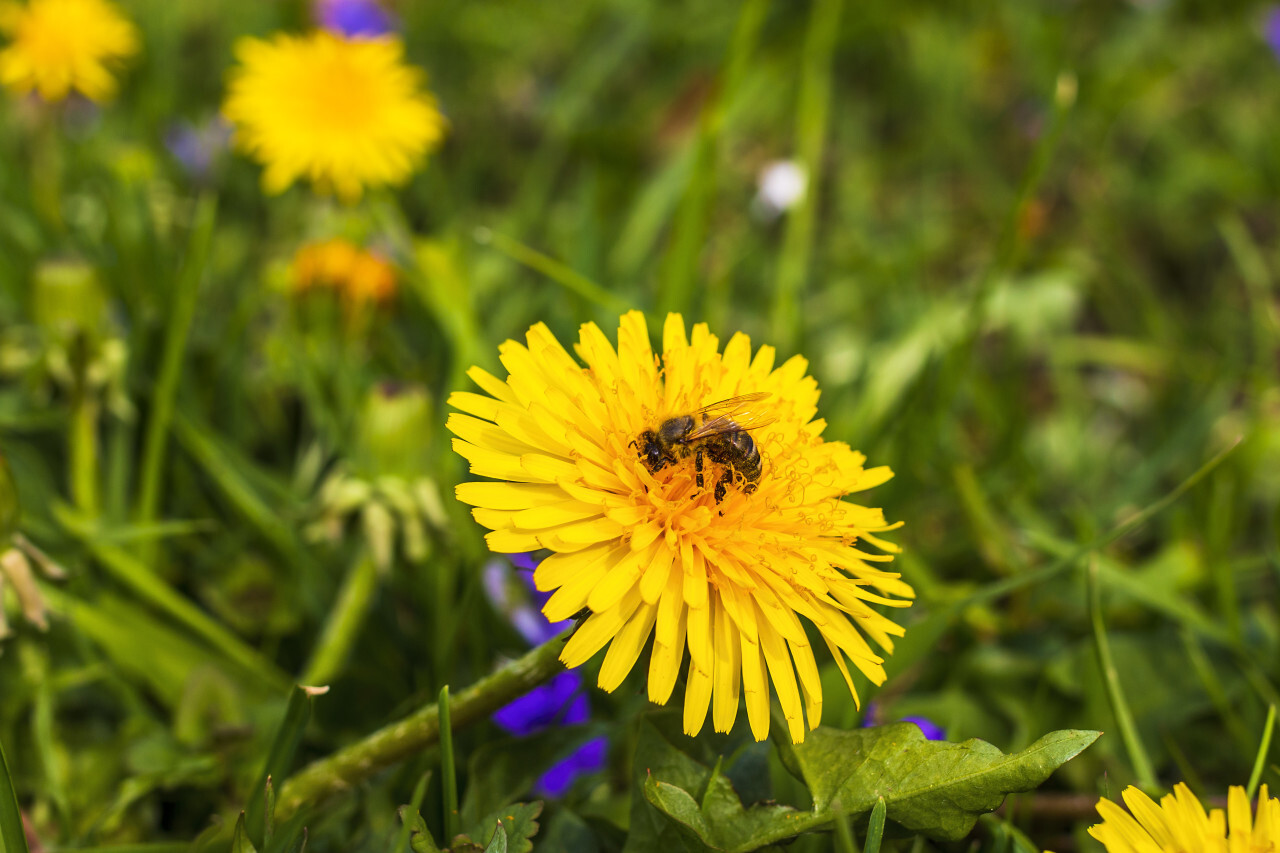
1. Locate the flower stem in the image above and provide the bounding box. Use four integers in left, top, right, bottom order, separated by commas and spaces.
69, 386, 100, 517
276, 632, 567, 820
300, 549, 381, 687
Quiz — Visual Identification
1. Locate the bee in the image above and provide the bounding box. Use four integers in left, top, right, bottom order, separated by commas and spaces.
632, 392, 776, 502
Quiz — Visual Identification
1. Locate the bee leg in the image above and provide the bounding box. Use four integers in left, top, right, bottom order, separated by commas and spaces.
714, 474, 729, 503
695, 446, 705, 490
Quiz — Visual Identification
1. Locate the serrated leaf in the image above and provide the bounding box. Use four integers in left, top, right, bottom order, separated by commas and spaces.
624, 719, 726, 853
644, 771, 806, 852
458, 802, 542, 853
482, 824, 508, 853
785, 723, 1101, 840
644, 723, 1100, 851
397, 805, 441, 853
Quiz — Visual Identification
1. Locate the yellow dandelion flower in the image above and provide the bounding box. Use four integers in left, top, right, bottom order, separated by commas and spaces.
0, 0, 138, 103
1089, 784, 1280, 853
289, 238, 397, 306
222, 30, 445, 201
447, 311, 913, 744
344, 251, 396, 305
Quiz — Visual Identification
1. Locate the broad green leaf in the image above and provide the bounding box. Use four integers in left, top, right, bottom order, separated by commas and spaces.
643, 771, 808, 852
643, 723, 1099, 850
481, 823, 508, 853
782, 723, 1101, 841
457, 802, 542, 853
624, 719, 730, 853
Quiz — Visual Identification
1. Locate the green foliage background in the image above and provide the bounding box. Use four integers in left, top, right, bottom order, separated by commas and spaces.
0, 0, 1277, 850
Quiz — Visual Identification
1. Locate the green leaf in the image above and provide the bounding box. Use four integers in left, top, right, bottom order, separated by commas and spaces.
393, 772, 432, 853
397, 805, 441, 853
784, 723, 1101, 841
0, 736, 30, 853
458, 802, 542, 853
246, 686, 319, 846
624, 719, 731, 853
644, 771, 806, 852
231, 812, 259, 853
481, 823, 507, 853
642, 722, 1099, 851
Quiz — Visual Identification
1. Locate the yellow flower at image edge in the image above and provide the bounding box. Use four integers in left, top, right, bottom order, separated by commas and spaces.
448, 311, 914, 744
1089, 784, 1279, 853
222, 30, 446, 201
0, 0, 138, 102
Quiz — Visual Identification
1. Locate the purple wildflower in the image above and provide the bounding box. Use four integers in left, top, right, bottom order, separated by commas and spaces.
316, 0, 397, 38
1266, 7, 1280, 60
485, 552, 607, 796
900, 716, 946, 741
863, 703, 946, 741
536, 737, 608, 798
482, 556, 572, 646
165, 117, 231, 181
492, 670, 588, 737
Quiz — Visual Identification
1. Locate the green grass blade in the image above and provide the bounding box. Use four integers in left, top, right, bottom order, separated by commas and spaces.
300, 549, 380, 687
439, 686, 459, 844
655, 0, 767, 317
52, 504, 291, 693
475, 228, 628, 313
0, 737, 30, 853
1089, 557, 1157, 790
246, 686, 319, 847
1247, 705, 1276, 800
770, 0, 843, 350
864, 796, 887, 853
135, 193, 218, 537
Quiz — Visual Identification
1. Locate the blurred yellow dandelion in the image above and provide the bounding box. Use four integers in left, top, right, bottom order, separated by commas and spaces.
1090, 784, 1280, 853
0, 0, 138, 103
289, 238, 396, 306
222, 30, 445, 201
448, 311, 913, 744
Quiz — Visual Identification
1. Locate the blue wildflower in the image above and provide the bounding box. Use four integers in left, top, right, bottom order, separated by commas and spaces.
483, 553, 607, 798
492, 670, 588, 737
536, 737, 608, 799
1266, 7, 1280, 60
899, 716, 946, 741
863, 703, 946, 741
164, 117, 230, 181
316, 0, 396, 38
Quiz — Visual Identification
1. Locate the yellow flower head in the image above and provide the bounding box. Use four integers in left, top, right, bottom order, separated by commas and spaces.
1089, 784, 1280, 853
0, 0, 138, 103
222, 30, 445, 201
448, 312, 913, 743
289, 238, 397, 306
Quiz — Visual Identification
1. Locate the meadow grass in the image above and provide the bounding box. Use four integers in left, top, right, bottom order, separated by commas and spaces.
0, 1, 1277, 850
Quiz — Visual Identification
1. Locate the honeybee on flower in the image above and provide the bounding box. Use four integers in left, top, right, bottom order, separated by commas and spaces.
449, 311, 913, 744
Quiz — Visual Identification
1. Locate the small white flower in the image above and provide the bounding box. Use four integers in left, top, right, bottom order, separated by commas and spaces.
755, 160, 808, 219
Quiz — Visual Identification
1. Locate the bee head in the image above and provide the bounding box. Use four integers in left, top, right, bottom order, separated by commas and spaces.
635, 429, 664, 470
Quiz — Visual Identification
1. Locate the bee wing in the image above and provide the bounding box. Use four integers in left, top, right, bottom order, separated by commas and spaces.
686, 412, 779, 441
695, 392, 770, 418
686, 393, 777, 441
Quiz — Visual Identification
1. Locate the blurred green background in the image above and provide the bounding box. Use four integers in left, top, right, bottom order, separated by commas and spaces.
0, 0, 1278, 850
